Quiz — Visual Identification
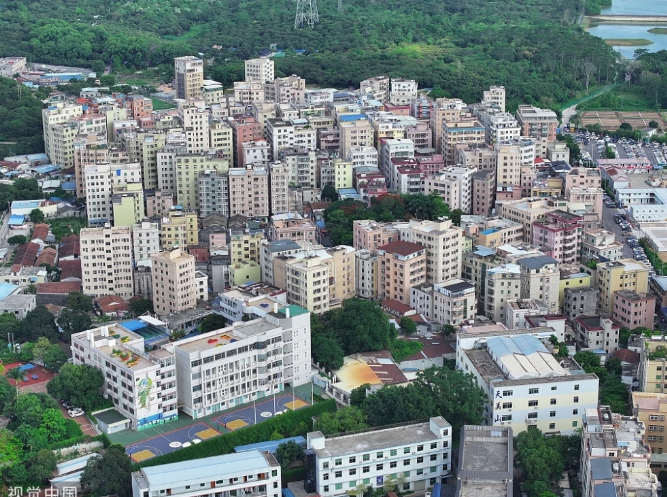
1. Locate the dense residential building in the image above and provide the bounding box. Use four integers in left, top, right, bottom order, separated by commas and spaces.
259, 240, 304, 286
496, 197, 555, 243
132, 221, 160, 264
581, 230, 623, 262
484, 264, 521, 323
269, 214, 317, 245
410, 279, 476, 325
112, 183, 145, 227
159, 210, 198, 250
531, 210, 583, 265
80, 225, 134, 299
355, 249, 379, 300
574, 315, 620, 354
72, 323, 178, 430
563, 286, 599, 322
463, 216, 523, 249
400, 218, 464, 285
580, 405, 656, 497
515, 105, 558, 141
304, 417, 453, 497
423, 166, 476, 213
352, 220, 407, 251
339, 119, 375, 159
152, 248, 204, 315
457, 331, 599, 435
482, 86, 507, 112
632, 392, 667, 458
377, 241, 427, 305
517, 255, 560, 314
471, 169, 496, 216
245, 57, 275, 83
174, 56, 204, 100
198, 170, 230, 218
388, 78, 418, 105
612, 290, 656, 330
230, 228, 266, 265
84, 162, 143, 226
597, 259, 650, 318
42, 102, 84, 169
174, 306, 312, 417
639, 336, 667, 393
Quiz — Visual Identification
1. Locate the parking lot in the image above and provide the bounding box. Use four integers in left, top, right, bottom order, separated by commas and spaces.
572, 130, 667, 166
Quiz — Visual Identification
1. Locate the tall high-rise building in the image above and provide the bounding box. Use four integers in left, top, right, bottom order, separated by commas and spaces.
80, 225, 134, 299
152, 248, 197, 315
244, 58, 274, 83
198, 170, 229, 218
174, 56, 204, 100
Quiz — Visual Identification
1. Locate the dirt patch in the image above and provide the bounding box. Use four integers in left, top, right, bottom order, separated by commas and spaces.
579, 110, 667, 130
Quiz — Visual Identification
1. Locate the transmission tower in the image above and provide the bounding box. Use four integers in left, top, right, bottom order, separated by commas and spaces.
295, 0, 319, 29
338, 0, 342, 13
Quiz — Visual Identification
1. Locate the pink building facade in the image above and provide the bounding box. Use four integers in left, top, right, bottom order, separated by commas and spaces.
612, 290, 656, 330
532, 209, 583, 264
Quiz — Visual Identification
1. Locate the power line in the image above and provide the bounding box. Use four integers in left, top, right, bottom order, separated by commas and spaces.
295, 0, 319, 29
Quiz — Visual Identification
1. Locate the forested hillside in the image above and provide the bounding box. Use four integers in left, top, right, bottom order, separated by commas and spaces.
1, 0, 620, 111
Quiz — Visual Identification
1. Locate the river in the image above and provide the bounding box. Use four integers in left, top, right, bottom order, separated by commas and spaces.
587, 0, 667, 59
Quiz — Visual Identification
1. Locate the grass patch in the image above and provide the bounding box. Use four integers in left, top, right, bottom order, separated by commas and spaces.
578, 84, 657, 112
603, 38, 654, 46
152, 98, 176, 110
390, 339, 423, 363
648, 28, 667, 35
47, 217, 87, 242
162, 24, 207, 42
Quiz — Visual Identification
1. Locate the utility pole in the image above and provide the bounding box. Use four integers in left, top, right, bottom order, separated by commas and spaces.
295, 0, 319, 29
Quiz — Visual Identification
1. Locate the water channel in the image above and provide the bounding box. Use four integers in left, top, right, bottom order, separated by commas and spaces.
587, 0, 667, 59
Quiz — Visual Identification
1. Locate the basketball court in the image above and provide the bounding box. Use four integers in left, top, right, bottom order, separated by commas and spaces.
211, 394, 310, 432
126, 422, 221, 462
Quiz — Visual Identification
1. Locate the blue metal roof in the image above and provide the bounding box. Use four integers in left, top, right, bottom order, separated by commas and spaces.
61, 182, 76, 191
487, 335, 549, 358
8, 215, 25, 225
235, 436, 306, 454
32, 164, 61, 174
473, 245, 496, 256
590, 458, 613, 481
593, 482, 617, 497
339, 114, 365, 122
121, 320, 146, 331
0, 283, 19, 300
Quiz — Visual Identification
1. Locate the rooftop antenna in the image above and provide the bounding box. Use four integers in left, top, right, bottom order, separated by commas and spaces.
295, 0, 319, 29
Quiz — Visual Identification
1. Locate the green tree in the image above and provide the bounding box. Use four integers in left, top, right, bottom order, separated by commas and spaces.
47, 363, 105, 411
449, 209, 464, 226
327, 299, 395, 355
28, 449, 57, 484
0, 429, 23, 466
200, 313, 227, 333
361, 384, 438, 427
59, 308, 93, 342
349, 384, 370, 408
399, 317, 417, 336
7, 235, 26, 246
515, 429, 565, 497
0, 375, 16, 411
414, 366, 487, 436
658, 470, 667, 490
20, 305, 59, 342
619, 327, 632, 347
80, 444, 132, 497
311, 334, 345, 372
29, 208, 44, 223
313, 407, 368, 435
620, 123, 632, 130
649, 121, 659, 129
605, 357, 623, 376
7, 462, 29, 485
441, 324, 456, 336
67, 292, 94, 312
573, 351, 601, 371
43, 345, 69, 371
0, 313, 20, 341
275, 440, 305, 470
321, 185, 338, 202
33, 336, 52, 365
40, 408, 67, 442
429, 86, 446, 99
130, 298, 154, 316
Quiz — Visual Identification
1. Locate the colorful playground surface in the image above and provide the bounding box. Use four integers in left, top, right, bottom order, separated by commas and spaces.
124, 394, 310, 462
210, 394, 310, 432
126, 422, 221, 462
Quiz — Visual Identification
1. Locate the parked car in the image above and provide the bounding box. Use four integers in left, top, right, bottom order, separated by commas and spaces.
68, 408, 84, 417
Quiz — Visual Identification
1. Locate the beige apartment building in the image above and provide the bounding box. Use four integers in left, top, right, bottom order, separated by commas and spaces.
518, 255, 560, 313
441, 120, 485, 165
152, 248, 199, 315
43, 102, 84, 168
399, 218, 464, 284
430, 98, 466, 154
160, 210, 199, 249
123, 132, 166, 190
596, 259, 650, 318
269, 214, 317, 245
496, 197, 555, 243
377, 241, 426, 305
484, 263, 521, 323
515, 105, 558, 141
352, 220, 408, 251
482, 86, 506, 112
472, 169, 496, 217
174, 56, 204, 100
245, 57, 274, 83
80, 225, 134, 299
496, 140, 523, 189
228, 165, 271, 218
639, 337, 667, 394
179, 101, 210, 153
355, 249, 379, 300
230, 228, 266, 265
209, 121, 233, 159
632, 392, 667, 457
84, 162, 143, 226
458, 144, 497, 171
73, 134, 108, 197
339, 119, 375, 159
174, 152, 229, 211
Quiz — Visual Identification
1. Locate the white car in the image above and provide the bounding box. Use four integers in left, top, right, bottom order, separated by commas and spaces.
68, 408, 84, 417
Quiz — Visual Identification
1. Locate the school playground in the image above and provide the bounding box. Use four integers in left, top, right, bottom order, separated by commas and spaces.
124, 393, 310, 462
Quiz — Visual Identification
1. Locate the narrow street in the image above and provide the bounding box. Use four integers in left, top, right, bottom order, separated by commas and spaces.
600, 203, 635, 259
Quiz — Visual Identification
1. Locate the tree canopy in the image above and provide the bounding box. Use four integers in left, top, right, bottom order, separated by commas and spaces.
313, 407, 368, 435
46, 363, 105, 411
200, 313, 227, 333
81, 445, 132, 497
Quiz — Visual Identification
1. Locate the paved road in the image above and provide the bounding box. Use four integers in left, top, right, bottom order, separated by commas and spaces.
561, 82, 620, 127
0, 211, 9, 249
600, 204, 635, 259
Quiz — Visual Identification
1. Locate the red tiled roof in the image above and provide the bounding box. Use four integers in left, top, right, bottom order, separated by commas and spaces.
31, 223, 50, 241
44, 303, 63, 316
35, 247, 57, 267
0, 161, 22, 170
96, 295, 130, 314
381, 298, 414, 316
59, 259, 82, 281
36, 281, 81, 294
377, 240, 425, 257
14, 242, 40, 267
613, 348, 640, 364
58, 236, 80, 259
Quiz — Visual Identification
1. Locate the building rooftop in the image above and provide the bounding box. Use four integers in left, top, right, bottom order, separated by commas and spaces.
137, 450, 278, 487
457, 425, 513, 497
487, 335, 567, 380
308, 417, 450, 458
517, 255, 558, 269
0, 293, 34, 309
332, 351, 408, 393
176, 319, 278, 354
263, 240, 303, 253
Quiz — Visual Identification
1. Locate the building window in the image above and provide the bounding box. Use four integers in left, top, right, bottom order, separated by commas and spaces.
549, 423, 556, 430
502, 402, 513, 409
335, 471, 342, 478
377, 452, 383, 458
349, 457, 356, 464
335, 484, 342, 491
390, 449, 397, 457
376, 464, 383, 471
390, 462, 397, 469
324, 486, 329, 493
323, 474, 329, 481
363, 454, 370, 461
550, 411, 556, 417
527, 412, 538, 419
335, 459, 342, 466
574, 384, 580, 391
528, 400, 538, 407
529, 388, 539, 395
430, 443, 437, 449
403, 460, 410, 466
502, 390, 513, 396
349, 469, 356, 476
404, 447, 410, 454
572, 421, 578, 428
363, 467, 369, 474
574, 396, 579, 403
550, 399, 556, 405
430, 454, 437, 461
573, 409, 578, 415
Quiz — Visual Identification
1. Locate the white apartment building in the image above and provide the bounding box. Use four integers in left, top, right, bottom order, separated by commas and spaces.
71, 323, 178, 430
410, 279, 476, 325
198, 170, 230, 218
457, 332, 599, 435
179, 101, 210, 153
485, 114, 520, 146
484, 264, 521, 323
132, 221, 160, 264
80, 225, 134, 299
228, 165, 271, 218
282, 150, 317, 189
360, 76, 390, 102
389, 78, 418, 105
517, 255, 560, 313
152, 249, 199, 316
355, 249, 378, 300
84, 162, 143, 225
260, 240, 305, 286
131, 451, 282, 497
217, 286, 288, 323
581, 229, 624, 263
174, 56, 204, 100
43, 102, 84, 168
348, 146, 379, 168
482, 86, 506, 112
173, 307, 312, 418
305, 417, 453, 497
243, 140, 271, 167
245, 58, 275, 83
380, 138, 414, 189
339, 120, 375, 159
399, 218, 463, 285
423, 166, 476, 214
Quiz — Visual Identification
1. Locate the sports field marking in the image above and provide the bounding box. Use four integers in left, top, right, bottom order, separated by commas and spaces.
196, 428, 219, 440
226, 419, 248, 431
131, 449, 155, 462
284, 399, 308, 410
